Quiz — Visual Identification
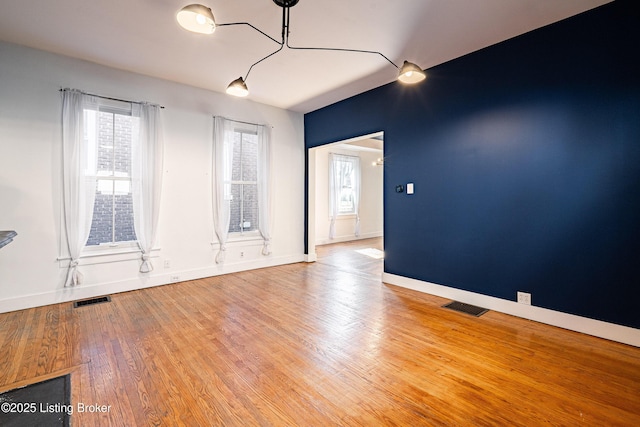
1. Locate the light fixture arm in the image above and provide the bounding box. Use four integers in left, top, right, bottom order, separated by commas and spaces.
283, 6, 399, 69
286, 40, 400, 69
235, 4, 401, 83
243, 44, 285, 82
217, 22, 282, 46
218, 5, 290, 83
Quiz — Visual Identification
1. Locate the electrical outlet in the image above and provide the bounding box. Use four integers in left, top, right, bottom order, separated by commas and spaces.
170, 275, 180, 283
517, 291, 531, 305
164, 260, 171, 268
240, 251, 244, 257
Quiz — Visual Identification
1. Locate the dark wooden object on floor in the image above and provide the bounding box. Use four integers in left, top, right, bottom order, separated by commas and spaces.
0, 230, 17, 249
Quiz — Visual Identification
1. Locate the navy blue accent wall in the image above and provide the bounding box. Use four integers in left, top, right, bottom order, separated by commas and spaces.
304, 1, 640, 329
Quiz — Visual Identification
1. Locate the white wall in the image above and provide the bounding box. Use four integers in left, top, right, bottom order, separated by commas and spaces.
314, 145, 383, 245
0, 41, 305, 313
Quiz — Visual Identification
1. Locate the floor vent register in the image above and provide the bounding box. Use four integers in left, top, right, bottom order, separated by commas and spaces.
73, 296, 112, 308
442, 301, 488, 317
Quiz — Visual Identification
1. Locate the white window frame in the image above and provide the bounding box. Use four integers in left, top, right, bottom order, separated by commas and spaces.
228, 127, 260, 238
330, 154, 359, 216
84, 103, 139, 251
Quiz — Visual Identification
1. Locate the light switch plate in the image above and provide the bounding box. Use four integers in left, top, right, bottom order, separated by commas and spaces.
407, 183, 414, 194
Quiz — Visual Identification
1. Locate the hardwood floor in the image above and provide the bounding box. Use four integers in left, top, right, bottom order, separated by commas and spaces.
1, 239, 639, 426
315, 237, 384, 280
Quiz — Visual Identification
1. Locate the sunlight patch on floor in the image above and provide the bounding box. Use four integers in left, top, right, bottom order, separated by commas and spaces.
355, 248, 384, 259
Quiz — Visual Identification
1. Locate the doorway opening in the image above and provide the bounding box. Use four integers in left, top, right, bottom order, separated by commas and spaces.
307, 132, 384, 276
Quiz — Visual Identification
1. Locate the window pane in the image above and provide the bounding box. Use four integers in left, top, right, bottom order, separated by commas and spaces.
231, 133, 242, 181
228, 183, 258, 234
114, 114, 132, 176
97, 112, 114, 175
242, 183, 258, 232
229, 183, 242, 233
114, 193, 136, 243
230, 131, 258, 182
87, 180, 114, 246
339, 187, 355, 213
241, 133, 258, 181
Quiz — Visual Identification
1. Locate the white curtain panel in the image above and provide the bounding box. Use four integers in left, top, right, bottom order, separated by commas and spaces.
328, 153, 340, 239
212, 117, 234, 263
257, 125, 272, 255
353, 155, 361, 237
61, 89, 99, 286
132, 103, 164, 273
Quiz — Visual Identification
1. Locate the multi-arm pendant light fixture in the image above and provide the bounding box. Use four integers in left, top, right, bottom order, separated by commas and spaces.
176, 0, 426, 97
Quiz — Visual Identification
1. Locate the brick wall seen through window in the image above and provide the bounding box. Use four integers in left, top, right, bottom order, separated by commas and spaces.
229, 130, 258, 234
86, 110, 137, 246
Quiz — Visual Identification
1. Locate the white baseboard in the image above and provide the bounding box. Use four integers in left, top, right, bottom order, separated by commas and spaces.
382, 273, 640, 348
0, 254, 305, 314
315, 231, 382, 246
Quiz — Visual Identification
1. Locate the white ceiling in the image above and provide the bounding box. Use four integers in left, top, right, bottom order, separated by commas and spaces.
0, 0, 610, 113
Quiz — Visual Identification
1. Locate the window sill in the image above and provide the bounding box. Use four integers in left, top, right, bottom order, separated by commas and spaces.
330, 214, 357, 220
57, 246, 160, 267
82, 241, 139, 254
211, 234, 263, 248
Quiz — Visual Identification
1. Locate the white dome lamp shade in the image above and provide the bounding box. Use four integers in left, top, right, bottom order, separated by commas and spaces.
177, 4, 216, 35
226, 77, 249, 97
398, 61, 426, 84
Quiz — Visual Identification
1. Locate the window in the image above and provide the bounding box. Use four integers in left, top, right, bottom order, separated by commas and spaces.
328, 153, 361, 239
228, 129, 259, 235
337, 159, 356, 215
61, 89, 164, 284
85, 107, 138, 246
330, 154, 359, 215
212, 116, 271, 263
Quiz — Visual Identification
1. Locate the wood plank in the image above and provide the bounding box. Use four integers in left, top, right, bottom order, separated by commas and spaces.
1, 238, 639, 425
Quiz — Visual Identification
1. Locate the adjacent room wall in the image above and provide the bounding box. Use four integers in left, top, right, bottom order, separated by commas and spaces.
0, 41, 305, 312
314, 145, 383, 245
304, 1, 640, 338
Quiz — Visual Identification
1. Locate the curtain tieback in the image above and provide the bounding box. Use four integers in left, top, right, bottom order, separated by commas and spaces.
262, 239, 272, 256
65, 259, 83, 287
216, 244, 227, 264
140, 253, 153, 273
